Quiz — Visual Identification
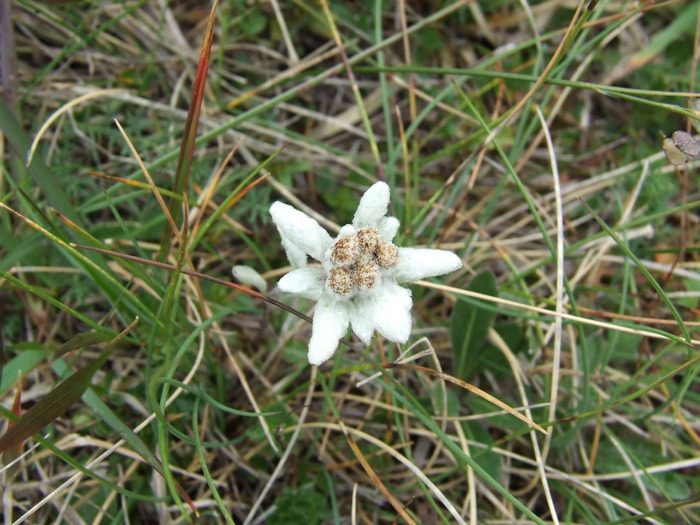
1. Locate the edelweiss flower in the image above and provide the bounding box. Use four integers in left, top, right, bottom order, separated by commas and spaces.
270, 182, 462, 366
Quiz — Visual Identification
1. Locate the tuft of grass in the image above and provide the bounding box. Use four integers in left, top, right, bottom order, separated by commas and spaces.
2, 1, 700, 523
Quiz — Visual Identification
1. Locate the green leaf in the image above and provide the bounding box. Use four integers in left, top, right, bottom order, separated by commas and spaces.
647, 471, 690, 500
0, 347, 112, 453
462, 421, 501, 482
479, 321, 527, 377
0, 99, 82, 227
56, 331, 113, 357
0, 320, 136, 453
450, 271, 498, 379
0, 343, 46, 397
244, 5, 267, 37
431, 382, 459, 417
608, 324, 643, 361
268, 485, 329, 525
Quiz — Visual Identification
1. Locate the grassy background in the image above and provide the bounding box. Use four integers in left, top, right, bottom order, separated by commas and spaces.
2, 0, 700, 523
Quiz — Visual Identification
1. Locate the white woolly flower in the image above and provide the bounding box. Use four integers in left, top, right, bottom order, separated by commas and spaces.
270, 182, 462, 366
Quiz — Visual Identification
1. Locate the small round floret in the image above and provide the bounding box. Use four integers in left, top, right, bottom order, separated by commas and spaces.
331, 235, 359, 266
328, 266, 353, 296
375, 242, 399, 268
352, 261, 380, 291
357, 227, 380, 253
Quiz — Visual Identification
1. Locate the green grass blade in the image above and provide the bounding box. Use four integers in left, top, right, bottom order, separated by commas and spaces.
0, 99, 81, 226
580, 198, 692, 344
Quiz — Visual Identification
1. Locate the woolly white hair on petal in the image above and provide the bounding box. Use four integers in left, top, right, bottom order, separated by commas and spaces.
347, 296, 377, 345
270, 201, 334, 262
352, 182, 390, 229
393, 248, 463, 283
232, 265, 268, 293
270, 181, 463, 366
279, 234, 307, 269
277, 267, 325, 300
308, 296, 350, 366
377, 216, 400, 242
369, 283, 412, 343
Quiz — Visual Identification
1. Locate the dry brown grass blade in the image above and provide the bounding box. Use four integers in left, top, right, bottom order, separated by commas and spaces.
188, 139, 242, 236
87, 171, 181, 198
221, 171, 270, 213
114, 119, 184, 249
319, 0, 382, 172
481, 0, 587, 151
421, 281, 700, 346
27, 88, 128, 166
341, 422, 417, 525
385, 363, 547, 435
160, 0, 219, 260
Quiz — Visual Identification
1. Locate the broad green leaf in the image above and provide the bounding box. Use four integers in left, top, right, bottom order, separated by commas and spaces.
594, 438, 690, 502
646, 472, 690, 500
431, 382, 459, 417
243, 5, 267, 37
608, 324, 643, 361
462, 420, 502, 483
0, 347, 112, 453
269, 485, 330, 525
450, 271, 498, 379
479, 321, 527, 378
0, 321, 135, 453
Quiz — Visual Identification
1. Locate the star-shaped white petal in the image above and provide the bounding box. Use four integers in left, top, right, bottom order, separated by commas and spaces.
271, 182, 462, 366
270, 202, 333, 264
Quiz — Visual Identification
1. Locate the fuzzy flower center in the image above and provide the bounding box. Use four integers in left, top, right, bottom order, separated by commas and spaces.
327, 227, 399, 297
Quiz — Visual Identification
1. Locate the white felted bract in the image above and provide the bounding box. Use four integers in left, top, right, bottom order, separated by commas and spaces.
308, 295, 350, 366
270, 201, 333, 262
232, 265, 268, 293
377, 216, 400, 242
347, 299, 376, 345
366, 283, 412, 343
278, 267, 325, 300
352, 181, 390, 228
393, 248, 463, 283
280, 234, 308, 269
270, 182, 462, 366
